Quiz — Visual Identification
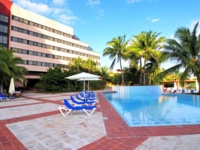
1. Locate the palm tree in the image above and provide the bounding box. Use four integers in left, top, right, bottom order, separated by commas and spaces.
68, 57, 84, 73
103, 35, 129, 86
98, 66, 110, 83
0, 45, 27, 93
156, 22, 200, 93
82, 58, 98, 73
128, 31, 165, 85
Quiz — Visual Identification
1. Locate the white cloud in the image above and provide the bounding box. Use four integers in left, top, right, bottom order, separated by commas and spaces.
53, 0, 65, 5
15, 0, 52, 14
98, 9, 104, 16
151, 18, 159, 23
95, 16, 100, 20
126, 0, 142, 3
52, 8, 78, 25
13, 0, 78, 25
58, 13, 78, 25
86, 0, 100, 6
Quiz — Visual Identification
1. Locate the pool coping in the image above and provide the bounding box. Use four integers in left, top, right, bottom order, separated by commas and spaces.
79, 92, 200, 149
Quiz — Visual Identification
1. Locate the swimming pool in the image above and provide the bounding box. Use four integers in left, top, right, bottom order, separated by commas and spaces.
103, 86, 200, 127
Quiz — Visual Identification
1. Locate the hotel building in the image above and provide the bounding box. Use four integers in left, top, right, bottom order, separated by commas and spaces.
0, 0, 100, 87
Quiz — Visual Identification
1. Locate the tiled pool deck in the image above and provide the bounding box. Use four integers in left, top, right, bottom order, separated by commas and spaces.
0, 91, 200, 150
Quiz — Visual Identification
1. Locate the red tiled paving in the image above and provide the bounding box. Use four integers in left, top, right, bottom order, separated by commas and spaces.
1, 92, 200, 150
79, 92, 200, 150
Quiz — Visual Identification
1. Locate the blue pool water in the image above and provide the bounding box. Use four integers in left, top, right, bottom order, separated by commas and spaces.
103, 86, 200, 127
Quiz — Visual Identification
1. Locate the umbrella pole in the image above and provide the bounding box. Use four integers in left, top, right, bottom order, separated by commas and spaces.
84, 80, 85, 92
88, 81, 89, 92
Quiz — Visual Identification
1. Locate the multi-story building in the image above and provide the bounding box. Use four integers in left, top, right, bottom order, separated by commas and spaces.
0, 0, 100, 87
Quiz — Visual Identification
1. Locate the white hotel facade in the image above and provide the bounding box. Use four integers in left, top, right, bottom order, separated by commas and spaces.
0, 0, 100, 87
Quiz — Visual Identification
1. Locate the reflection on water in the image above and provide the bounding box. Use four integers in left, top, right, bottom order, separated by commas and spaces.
104, 89, 200, 127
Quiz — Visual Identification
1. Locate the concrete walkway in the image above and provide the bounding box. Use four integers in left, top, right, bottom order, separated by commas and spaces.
0, 91, 200, 150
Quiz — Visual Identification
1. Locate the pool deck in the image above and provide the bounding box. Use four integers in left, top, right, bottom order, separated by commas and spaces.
0, 91, 200, 150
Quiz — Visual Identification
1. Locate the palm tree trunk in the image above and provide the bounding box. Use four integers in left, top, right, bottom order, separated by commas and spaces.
120, 59, 124, 86
197, 76, 200, 94
143, 59, 147, 85
0, 80, 3, 93
139, 58, 142, 85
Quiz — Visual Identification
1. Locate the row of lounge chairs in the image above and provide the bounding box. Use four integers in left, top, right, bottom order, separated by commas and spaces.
0, 93, 14, 101
172, 89, 196, 93
58, 91, 97, 117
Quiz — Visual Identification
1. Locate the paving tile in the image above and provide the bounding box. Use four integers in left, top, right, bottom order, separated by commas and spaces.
0, 103, 59, 120
1, 91, 200, 150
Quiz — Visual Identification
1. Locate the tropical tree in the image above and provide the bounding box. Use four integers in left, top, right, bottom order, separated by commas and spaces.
0, 45, 27, 93
98, 66, 111, 84
82, 58, 99, 73
127, 31, 165, 85
156, 22, 200, 93
67, 57, 84, 73
103, 35, 129, 86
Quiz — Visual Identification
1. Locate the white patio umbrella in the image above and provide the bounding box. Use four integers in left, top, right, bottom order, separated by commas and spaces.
174, 82, 177, 91
196, 80, 199, 92
65, 72, 100, 91
9, 78, 15, 95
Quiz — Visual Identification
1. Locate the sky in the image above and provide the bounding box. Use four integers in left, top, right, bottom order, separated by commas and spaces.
12, 0, 200, 71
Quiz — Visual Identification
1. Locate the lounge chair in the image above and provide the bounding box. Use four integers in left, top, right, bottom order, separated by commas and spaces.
172, 90, 176, 93
58, 99, 96, 116
75, 94, 96, 102
0, 94, 13, 100
70, 96, 96, 106
80, 92, 96, 99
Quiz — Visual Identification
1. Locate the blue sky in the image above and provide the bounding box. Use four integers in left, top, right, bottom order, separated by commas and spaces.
12, 0, 200, 70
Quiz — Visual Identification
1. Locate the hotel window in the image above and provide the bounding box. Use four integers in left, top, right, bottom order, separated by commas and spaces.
17, 38, 23, 43
12, 26, 18, 31
49, 45, 53, 49
11, 37, 17, 42
24, 60, 28, 64
37, 62, 42, 66
29, 21, 34, 26
29, 31, 33, 35
19, 18, 24, 23
42, 44, 47, 48
33, 32, 38, 37
29, 41, 33, 45
33, 42, 38, 46
46, 63, 50, 67
29, 51, 33, 55
42, 26, 46, 30
18, 28, 23, 33
33, 61, 37, 65
38, 34, 42, 38
0, 25, 8, 33
38, 43, 42, 47
0, 14, 8, 22
23, 29, 28, 34
22, 50, 27, 54
37, 52, 42, 56
28, 61, 33, 65
0, 36, 7, 44
23, 39, 28, 44
24, 19, 28, 24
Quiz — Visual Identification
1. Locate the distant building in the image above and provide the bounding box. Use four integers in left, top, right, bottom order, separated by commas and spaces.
0, 0, 100, 87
